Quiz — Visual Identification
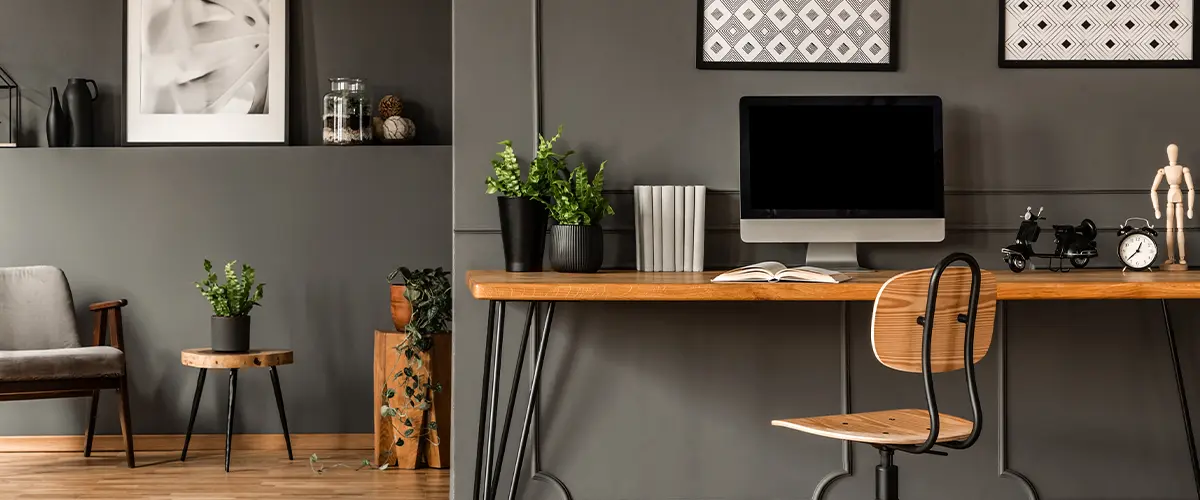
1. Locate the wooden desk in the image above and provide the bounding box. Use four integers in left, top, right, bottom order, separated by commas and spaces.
468, 269, 1200, 302
466, 269, 1200, 500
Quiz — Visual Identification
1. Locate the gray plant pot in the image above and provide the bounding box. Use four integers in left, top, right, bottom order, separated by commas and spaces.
549, 223, 604, 273
211, 316, 251, 353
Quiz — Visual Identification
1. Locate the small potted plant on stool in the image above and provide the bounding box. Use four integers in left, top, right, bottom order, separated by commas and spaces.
196, 259, 265, 353
547, 161, 613, 273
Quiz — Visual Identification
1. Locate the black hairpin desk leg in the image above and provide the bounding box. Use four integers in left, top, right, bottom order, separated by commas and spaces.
1162, 300, 1200, 499
473, 301, 572, 500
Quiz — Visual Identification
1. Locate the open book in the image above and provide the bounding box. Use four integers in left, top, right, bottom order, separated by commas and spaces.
711, 262, 852, 283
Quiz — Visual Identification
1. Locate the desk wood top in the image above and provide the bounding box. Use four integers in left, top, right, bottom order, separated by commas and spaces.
467, 269, 1200, 301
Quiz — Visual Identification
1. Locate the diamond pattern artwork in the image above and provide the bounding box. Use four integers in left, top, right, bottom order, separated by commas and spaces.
699, 0, 895, 69
1003, 0, 1195, 63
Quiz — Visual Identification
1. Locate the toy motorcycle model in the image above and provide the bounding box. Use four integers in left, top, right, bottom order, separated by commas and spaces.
1001, 207, 1099, 273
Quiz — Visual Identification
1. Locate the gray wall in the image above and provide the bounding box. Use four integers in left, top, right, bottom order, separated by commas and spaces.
0, 146, 451, 435
0, 0, 452, 146
453, 0, 1200, 499
0, 0, 453, 436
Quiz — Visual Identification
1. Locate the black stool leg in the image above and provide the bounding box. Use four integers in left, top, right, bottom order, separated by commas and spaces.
181, 368, 207, 461
269, 366, 293, 460
225, 369, 238, 472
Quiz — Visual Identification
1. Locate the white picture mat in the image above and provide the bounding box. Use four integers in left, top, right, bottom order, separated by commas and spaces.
126, 0, 288, 144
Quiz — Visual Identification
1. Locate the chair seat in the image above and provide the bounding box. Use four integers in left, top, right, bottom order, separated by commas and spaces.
771, 409, 974, 446
0, 347, 124, 382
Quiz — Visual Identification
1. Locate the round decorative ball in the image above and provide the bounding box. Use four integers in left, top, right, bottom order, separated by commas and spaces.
378, 95, 404, 119
382, 116, 416, 143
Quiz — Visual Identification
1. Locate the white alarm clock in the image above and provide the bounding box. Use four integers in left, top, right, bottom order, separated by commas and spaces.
1117, 217, 1160, 271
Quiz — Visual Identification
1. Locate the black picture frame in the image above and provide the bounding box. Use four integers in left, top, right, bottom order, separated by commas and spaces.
998, 0, 1200, 68
122, 0, 291, 146
696, 0, 900, 71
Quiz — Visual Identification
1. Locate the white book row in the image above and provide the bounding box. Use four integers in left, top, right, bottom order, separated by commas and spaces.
634, 186, 706, 272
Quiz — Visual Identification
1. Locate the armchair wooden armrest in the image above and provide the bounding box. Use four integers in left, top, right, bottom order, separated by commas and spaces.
89, 299, 128, 311
90, 300, 128, 350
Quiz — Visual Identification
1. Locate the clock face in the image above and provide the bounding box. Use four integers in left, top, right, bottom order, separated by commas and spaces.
1119, 232, 1158, 270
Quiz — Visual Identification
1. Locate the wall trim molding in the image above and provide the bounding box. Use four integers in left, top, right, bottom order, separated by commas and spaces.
455, 224, 1196, 235
0, 433, 372, 453
598, 188, 1148, 196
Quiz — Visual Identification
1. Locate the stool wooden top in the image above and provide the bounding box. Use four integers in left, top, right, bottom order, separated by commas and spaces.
181, 349, 293, 369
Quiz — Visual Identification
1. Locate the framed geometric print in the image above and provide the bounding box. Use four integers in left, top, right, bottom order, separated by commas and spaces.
697, 0, 899, 71
1001, 0, 1196, 68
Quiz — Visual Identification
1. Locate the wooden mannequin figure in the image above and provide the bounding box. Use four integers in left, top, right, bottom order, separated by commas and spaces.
1152, 144, 1195, 271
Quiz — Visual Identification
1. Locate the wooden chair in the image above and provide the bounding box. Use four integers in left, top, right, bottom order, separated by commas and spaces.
0, 266, 134, 467
772, 253, 995, 500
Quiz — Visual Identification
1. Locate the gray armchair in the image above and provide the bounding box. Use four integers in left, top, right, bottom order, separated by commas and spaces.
0, 266, 134, 467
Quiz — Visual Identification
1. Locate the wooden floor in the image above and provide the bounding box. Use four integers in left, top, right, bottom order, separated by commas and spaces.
0, 450, 450, 499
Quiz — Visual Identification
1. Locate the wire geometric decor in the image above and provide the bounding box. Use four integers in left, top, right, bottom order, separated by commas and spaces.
0, 65, 17, 147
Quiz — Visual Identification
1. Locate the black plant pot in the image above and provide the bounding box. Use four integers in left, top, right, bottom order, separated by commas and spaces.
211, 316, 251, 353
550, 223, 604, 273
498, 197, 548, 272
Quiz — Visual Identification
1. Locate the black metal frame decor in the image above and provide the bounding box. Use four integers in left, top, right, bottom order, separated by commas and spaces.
697, 0, 899, 71
1000, 0, 1199, 68
0, 65, 18, 147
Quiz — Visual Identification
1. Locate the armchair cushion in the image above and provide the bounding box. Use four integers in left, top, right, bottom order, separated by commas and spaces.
0, 347, 124, 382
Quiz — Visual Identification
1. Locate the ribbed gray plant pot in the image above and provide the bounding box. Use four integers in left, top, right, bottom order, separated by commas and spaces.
549, 223, 604, 273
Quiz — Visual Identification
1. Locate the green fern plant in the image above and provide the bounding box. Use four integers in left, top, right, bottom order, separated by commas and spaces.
485, 126, 573, 204
195, 260, 264, 317
548, 161, 614, 225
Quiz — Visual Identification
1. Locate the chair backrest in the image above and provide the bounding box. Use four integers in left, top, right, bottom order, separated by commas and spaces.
871, 265, 997, 374
0, 266, 81, 350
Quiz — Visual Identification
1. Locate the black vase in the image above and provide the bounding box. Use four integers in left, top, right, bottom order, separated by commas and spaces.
550, 224, 604, 273
46, 87, 68, 148
498, 197, 548, 272
211, 316, 251, 353
64, 78, 98, 147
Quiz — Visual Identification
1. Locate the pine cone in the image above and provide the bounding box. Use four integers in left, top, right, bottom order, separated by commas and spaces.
378, 95, 404, 119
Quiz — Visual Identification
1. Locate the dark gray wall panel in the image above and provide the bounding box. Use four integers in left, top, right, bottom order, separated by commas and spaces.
0, 0, 451, 146
0, 146, 451, 435
452, 0, 1200, 498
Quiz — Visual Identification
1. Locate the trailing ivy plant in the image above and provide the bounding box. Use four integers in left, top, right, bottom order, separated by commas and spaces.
380, 267, 451, 457
195, 260, 264, 317
485, 126, 573, 204
547, 161, 614, 226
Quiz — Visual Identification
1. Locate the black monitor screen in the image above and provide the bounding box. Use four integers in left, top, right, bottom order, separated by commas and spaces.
740, 96, 944, 219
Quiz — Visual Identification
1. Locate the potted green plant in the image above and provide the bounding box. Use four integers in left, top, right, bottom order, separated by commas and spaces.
547, 161, 614, 273
195, 260, 264, 353
485, 127, 571, 272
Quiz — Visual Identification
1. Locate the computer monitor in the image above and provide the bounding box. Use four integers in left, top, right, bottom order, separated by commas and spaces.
739, 95, 945, 271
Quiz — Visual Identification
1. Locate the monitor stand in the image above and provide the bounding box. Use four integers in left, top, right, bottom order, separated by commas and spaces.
805, 243, 872, 272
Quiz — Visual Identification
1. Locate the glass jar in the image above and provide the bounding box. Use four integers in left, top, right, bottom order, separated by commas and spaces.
322, 78, 372, 145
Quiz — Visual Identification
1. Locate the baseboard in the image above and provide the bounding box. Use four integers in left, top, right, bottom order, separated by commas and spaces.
0, 433, 372, 452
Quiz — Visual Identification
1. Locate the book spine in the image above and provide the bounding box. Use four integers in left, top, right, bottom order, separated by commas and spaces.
634, 186, 644, 271
662, 187, 675, 272
651, 186, 662, 272
684, 186, 695, 272
674, 186, 685, 272
638, 186, 654, 271
692, 186, 706, 272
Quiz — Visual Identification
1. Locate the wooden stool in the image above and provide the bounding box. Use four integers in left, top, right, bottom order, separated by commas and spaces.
180, 349, 294, 472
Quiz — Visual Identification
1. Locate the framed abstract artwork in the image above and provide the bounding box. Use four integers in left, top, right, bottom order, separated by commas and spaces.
125, 0, 288, 145
697, 0, 899, 71
1001, 0, 1197, 67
